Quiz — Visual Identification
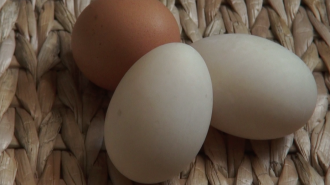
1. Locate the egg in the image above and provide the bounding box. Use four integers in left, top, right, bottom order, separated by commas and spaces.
190, 34, 317, 140
71, 0, 181, 91
104, 43, 213, 183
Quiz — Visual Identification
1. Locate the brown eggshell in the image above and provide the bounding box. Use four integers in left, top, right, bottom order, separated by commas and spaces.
71, 0, 181, 91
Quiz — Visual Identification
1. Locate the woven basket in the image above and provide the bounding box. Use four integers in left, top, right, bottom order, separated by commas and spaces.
0, 0, 329, 184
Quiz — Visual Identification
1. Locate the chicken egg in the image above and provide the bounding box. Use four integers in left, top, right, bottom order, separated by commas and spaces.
71, 0, 181, 91
191, 34, 317, 140
104, 43, 213, 183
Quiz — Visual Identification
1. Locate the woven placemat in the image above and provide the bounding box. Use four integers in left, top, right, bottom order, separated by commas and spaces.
0, 0, 329, 184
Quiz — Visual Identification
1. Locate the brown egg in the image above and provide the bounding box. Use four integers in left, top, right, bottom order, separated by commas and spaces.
71, 0, 181, 91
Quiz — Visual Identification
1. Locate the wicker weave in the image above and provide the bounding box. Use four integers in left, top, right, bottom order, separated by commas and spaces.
0, 0, 329, 184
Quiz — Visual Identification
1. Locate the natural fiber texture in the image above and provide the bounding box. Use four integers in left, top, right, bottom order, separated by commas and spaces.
1, 0, 330, 184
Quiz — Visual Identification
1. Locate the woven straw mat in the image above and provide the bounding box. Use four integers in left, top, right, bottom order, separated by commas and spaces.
0, 0, 329, 184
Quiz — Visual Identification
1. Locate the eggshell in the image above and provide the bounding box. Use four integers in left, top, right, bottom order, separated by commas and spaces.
104, 43, 213, 183
71, 0, 181, 91
190, 34, 317, 140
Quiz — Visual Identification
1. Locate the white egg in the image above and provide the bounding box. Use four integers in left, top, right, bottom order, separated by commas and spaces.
104, 43, 213, 183
190, 34, 317, 140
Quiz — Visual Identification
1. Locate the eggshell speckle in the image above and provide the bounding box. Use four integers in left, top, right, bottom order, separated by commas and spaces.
71, 0, 181, 91
191, 34, 317, 140
104, 43, 213, 183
